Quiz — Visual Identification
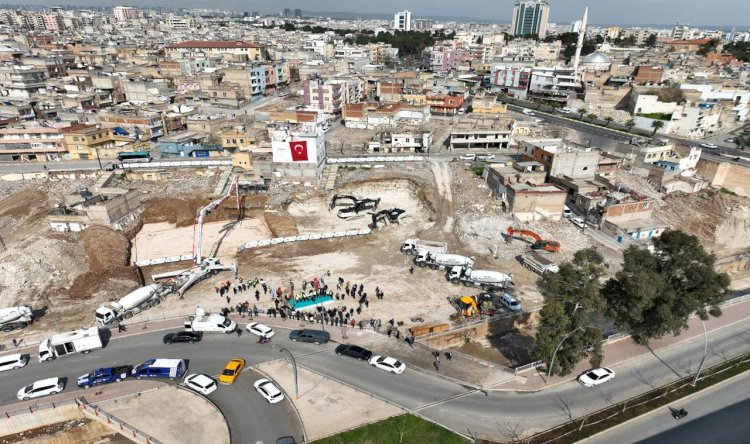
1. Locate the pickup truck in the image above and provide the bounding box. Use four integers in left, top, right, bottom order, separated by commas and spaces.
77, 365, 133, 389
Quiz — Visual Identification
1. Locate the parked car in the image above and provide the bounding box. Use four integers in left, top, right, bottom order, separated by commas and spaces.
578, 367, 615, 387
254, 378, 285, 404
562, 206, 573, 218
277, 91, 289, 97
335, 344, 373, 361
184, 373, 217, 395
219, 358, 245, 385
499, 293, 522, 313
560, 107, 572, 114
0, 353, 28, 372
458, 153, 476, 161
476, 154, 496, 161
289, 329, 330, 345
368, 355, 406, 374
163, 331, 203, 344
725, 137, 736, 143
699, 143, 718, 149
522, 108, 534, 116
276, 437, 297, 444
245, 322, 275, 338
17, 377, 65, 400
570, 217, 586, 229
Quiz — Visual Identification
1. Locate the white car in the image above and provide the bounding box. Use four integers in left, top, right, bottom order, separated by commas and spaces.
17, 377, 65, 400
458, 153, 476, 161
0, 353, 28, 372
476, 154, 496, 161
499, 293, 522, 313
369, 355, 406, 374
570, 217, 586, 229
699, 143, 718, 149
578, 367, 615, 387
245, 322, 276, 338
522, 108, 535, 116
254, 378, 285, 404
184, 374, 217, 395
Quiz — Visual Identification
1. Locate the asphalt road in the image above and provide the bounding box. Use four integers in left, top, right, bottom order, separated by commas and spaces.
1, 318, 749, 442
582, 368, 750, 444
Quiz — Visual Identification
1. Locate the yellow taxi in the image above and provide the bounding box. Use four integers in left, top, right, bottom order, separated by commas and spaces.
218, 358, 245, 385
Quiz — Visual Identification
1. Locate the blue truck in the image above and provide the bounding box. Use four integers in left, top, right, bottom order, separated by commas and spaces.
77, 365, 133, 389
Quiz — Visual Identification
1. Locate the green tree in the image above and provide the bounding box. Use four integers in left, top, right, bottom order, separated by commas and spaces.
534, 249, 606, 376
602, 230, 730, 344
587, 112, 598, 122
645, 33, 657, 48
577, 108, 587, 119
604, 116, 614, 127
281, 22, 296, 32
651, 120, 665, 136
697, 39, 720, 56
625, 119, 636, 132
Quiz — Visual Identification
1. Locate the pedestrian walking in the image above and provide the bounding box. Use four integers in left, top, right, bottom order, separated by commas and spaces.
395, 330, 400, 340
235, 328, 242, 338
387, 329, 392, 338
255, 290, 260, 301
445, 352, 453, 361
409, 266, 414, 274
434, 360, 440, 372
226, 296, 231, 303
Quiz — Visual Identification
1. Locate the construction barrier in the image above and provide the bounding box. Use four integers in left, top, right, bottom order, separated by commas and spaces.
121, 160, 231, 169
237, 227, 373, 252
135, 254, 194, 267
326, 155, 425, 164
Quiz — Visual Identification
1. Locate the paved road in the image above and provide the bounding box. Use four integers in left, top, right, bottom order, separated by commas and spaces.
582, 369, 750, 444
1, 317, 749, 441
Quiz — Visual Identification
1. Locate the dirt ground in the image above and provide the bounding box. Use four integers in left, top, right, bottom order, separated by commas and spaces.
0, 418, 130, 444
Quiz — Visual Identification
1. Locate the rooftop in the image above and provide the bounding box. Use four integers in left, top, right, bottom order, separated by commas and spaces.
166, 40, 262, 49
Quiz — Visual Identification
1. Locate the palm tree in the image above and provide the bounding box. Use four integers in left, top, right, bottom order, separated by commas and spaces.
651, 120, 665, 136
587, 113, 598, 122
625, 119, 636, 132
577, 108, 587, 119
604, 116, 614, 127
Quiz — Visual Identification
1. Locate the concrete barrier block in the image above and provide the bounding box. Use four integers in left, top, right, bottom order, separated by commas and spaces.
296, 234, 310, 241
270, 237, 284, 245
358, 228, 372, 235
258, 240, 271, 247
308, 234, 321, 240
245, 241, 259, 248
150, 257, 166, 265
282, 236, 296, 243
180, 254, 194, 261
345, 229, 359, 236
136, 260, 152, 267
333, 231, 347, 237
320, 232, 333, 239
165, 256, 181, 263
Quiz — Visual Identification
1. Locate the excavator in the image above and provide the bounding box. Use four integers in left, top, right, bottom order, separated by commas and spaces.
453, 295, 496, 317
329, 194, 358, 210
337, 198, 381, 219
506, 227, 561, 253
369, 208, 406, 229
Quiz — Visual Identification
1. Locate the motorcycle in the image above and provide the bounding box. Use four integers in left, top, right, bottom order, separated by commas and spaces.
671, 408, 688, 420
257, 336, 271, 344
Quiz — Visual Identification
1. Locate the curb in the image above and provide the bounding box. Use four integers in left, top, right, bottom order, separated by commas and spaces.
577, 369, 750, 443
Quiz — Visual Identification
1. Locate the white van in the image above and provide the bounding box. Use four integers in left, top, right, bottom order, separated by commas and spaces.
522, 108, 534, 116
0, 353, 28, 372
560, 107, 572, 114
563, 205, 573, 218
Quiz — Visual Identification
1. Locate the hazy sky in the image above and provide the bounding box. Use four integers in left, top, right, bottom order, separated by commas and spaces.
22, 0, 750, 26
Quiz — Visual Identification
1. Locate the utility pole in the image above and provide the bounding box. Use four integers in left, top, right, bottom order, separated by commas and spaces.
279, 347, 298, 399
692, 320, 708, 386
94, 147, 103, 170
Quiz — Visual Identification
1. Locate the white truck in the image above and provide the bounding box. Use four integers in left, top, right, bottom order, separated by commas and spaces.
400, 238, 448, 255
415, 251, 475, 270
38, 327, 103, 362
519, 252, 560, 276
447, 266, 513, 289
184, 307, 237, 333
0, 306, 34, 332
95, 284, 170, 326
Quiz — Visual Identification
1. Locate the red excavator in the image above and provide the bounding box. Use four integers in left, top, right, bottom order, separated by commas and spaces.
506, 227, 560, 253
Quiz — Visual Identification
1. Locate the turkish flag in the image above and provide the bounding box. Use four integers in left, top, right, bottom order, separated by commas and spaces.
289, 141, 308, 162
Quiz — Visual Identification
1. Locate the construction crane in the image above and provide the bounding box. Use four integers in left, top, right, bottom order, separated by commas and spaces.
195, 175, 240, 264
506, 227, 561, 253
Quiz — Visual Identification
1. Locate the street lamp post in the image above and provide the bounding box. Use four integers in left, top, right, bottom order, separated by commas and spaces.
692, 320, 708, 386
547, 327, 582, 378
279, 347, 299, 399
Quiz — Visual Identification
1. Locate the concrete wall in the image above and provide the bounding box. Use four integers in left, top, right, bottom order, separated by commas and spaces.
696, 158, 750, 197
0, 404, 85, 437
508, 188, 566, 222
549, 149, 600, 180
602, 200, 655, 221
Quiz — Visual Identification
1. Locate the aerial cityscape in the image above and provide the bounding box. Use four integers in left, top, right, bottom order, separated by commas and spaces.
0, 1, 749, 443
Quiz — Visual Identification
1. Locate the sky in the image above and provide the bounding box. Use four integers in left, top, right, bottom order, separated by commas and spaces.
20, 0, 750, 27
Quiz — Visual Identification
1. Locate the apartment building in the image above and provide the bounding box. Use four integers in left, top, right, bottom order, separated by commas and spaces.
0, 125, 66, 162
165, 41, 264, 62
62, 124, 123, 160
517, 138, 600, 180
449, 117, 514, 150
303, 77, 362, 114
112, 6, 139, 22
0, 65, 49, 99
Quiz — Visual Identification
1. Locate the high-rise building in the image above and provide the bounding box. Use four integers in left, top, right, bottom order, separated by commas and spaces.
112, 6, 139, 22
283, 8, 291, 18
394, 10, 412, 31
671, 23, 690, 40
510, 1, 550, 38
294, 9, 302, 18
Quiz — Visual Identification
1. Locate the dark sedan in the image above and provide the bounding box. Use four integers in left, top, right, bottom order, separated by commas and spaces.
163, 331, 203, 344
335, 344, 373, 361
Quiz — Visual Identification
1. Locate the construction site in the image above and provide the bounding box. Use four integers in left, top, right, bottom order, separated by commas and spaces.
2, 153, 750, 368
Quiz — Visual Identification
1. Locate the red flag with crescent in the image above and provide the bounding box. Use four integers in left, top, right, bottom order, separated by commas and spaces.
289, 140, 308, 161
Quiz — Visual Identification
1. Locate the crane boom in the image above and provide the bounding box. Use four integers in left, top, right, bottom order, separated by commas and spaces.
194, 175, 239, 264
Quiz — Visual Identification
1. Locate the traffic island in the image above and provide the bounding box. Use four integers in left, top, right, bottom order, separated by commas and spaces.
257, 360, 403, 441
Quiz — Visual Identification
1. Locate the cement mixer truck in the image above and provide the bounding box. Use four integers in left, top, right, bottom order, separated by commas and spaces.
446, 266, 513, 289
414, 252, 475, 270
95, 284, 170, 326
400, 239, 447, 255
0, 306, 34, 332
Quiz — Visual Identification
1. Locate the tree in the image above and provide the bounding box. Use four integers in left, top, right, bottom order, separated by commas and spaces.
645, 33, 657, 48
577, 108, 587, 119
602, 230, 730, 344
625, 119, 636, 132
651, 120, 665, 136
697, 39, 720, 56
604, 116, 614, 127
587, 113, 598, 122
534, 249, 606, 376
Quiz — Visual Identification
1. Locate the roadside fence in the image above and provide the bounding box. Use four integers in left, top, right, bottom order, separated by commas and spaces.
76, 397, 163, 444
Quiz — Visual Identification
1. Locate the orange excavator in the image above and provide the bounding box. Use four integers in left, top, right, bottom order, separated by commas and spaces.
506, 227, 560, 253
